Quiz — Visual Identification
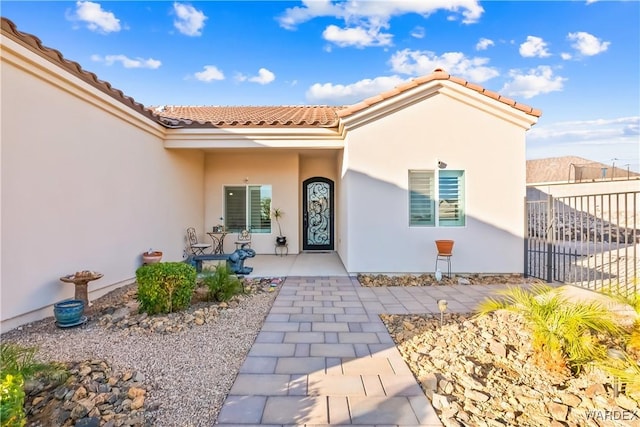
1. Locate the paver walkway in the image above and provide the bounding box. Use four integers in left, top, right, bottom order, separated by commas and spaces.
217, 276, 508, 426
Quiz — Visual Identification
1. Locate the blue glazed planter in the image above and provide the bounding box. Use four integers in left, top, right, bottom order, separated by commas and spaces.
53, 299, 85, 325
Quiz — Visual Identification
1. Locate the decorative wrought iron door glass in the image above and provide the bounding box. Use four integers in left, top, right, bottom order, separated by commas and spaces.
307, 181, 330, 246
303, 177, 334, 250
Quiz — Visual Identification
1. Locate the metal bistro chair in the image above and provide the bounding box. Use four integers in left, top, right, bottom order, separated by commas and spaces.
234, 229, 252, 250
187, 227, 212, 255
435, 240, 454, 278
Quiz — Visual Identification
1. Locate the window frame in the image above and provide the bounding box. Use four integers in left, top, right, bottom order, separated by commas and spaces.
223, 184, 272, 233
408, 169, 465, 227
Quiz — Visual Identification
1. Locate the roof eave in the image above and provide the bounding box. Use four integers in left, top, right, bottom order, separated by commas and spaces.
340, 79, 539, 131
163, 126, 345, 149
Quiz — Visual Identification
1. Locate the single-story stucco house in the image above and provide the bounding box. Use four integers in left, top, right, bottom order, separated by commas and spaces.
1, 17, 541, 330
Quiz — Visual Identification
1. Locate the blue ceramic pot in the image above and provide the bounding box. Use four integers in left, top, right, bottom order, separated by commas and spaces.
53, 299, 85, 325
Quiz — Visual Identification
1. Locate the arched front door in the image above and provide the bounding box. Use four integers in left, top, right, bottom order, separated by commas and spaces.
302, 177, 334, 251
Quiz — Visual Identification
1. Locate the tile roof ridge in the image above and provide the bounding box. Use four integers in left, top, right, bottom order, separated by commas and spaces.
338, 67, 542, 119
1, 17, 160, 124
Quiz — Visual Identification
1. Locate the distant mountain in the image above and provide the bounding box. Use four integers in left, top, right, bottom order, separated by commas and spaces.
526, 156, 639, 184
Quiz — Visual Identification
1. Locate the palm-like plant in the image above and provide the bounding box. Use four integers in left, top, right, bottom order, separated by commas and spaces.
600, 352, 640, 399
477, 284, 622, 374
601, 283, 640, 357
271, 208, 284, 237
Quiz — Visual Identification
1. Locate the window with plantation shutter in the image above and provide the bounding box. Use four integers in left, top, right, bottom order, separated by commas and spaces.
409, 171, 435, 226
224, 185, 272, 233
409, 170, 465, 227
438, 170, 465, 226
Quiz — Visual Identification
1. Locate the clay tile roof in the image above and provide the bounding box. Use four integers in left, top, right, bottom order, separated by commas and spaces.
337, 69, 542, 120
1, 17, 158, 124
526, 156, 639, 183
153, 105, 341, 128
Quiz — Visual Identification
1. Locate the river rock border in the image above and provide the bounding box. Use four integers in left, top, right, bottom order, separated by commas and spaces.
25, 360, 153, 427
358, 273, 542, 287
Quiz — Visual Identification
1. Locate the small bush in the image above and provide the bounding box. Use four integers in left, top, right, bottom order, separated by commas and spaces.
136, 262, 197, 314
0, 373, 25, 427
201, 263, 243, 302
0, 343, 67, 427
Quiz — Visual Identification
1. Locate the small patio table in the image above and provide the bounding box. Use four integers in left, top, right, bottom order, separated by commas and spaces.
207, 232, 228, 254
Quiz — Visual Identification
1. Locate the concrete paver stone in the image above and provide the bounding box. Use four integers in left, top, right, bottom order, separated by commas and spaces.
216, 276, 492, 426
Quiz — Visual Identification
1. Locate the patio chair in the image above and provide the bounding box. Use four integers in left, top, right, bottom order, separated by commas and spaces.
187, 227, 212, 255
234, 229, 252, 250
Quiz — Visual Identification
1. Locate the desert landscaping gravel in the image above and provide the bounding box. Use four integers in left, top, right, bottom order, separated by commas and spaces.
1, 282, 277, 426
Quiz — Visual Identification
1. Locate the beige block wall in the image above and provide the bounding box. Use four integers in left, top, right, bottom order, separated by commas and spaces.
342, 93, 528, 273
1, 53, 204, 331
204, 151, 300, 254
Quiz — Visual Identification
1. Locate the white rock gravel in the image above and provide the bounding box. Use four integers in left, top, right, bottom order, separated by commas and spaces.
2, 291, 276, 426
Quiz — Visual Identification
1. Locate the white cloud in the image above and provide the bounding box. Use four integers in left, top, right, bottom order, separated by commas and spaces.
194, 65, 224, 82
277, 0, 340, 30
173, 3, 207, 36
389, 49, 499, 83
519, 36, 551, 58
71, 1, 121, 33
322, 24, 393, 48
91, 54, 161, 69
236, 68, 276, 85
500, 66, 566, 99
476, 38, 494, 51
529, 116, 640, 142
567, 31, 610, 56
410, 26, 425, 39
250, 68, 276, 85
279, 0, 484, 28
278, 1, 483, 48
306, 75, 406, 104
560, 52, 572, 60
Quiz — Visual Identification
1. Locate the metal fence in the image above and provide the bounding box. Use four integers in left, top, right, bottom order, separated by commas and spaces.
525, 191, 639, 296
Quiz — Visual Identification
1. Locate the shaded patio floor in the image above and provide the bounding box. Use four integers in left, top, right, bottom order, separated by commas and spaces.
204, 251, 350, 278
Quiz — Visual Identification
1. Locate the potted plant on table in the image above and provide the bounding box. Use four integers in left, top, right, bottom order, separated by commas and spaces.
272, 208, 287, 246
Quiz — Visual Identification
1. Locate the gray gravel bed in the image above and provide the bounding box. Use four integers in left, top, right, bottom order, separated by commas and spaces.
2, 291, 276, 426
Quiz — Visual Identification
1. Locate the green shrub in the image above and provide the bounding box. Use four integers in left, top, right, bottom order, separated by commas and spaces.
0, 343, 67, 427
1, 373, 25, 427
136, 262, 197, 314
477, 284, 622, 375
201, 263, 243, 302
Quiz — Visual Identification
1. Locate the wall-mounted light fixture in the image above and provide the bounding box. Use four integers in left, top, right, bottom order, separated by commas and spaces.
244, 177, 249, 183
438, 161, 447, 169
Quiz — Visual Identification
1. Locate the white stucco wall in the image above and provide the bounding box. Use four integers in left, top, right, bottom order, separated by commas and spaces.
342, 92, 529, 273
204, 151, 300, 254
1, 44, 204, 331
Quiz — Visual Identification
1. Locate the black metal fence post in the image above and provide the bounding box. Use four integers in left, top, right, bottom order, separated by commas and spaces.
546, 194, 554, 283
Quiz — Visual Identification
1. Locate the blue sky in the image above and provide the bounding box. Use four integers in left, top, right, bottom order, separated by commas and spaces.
2, 1, 639, 171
